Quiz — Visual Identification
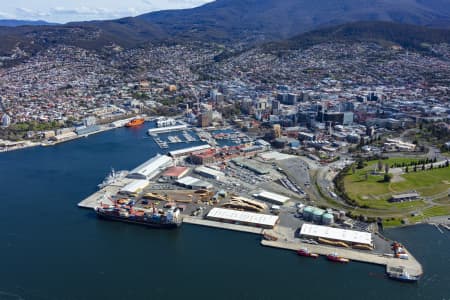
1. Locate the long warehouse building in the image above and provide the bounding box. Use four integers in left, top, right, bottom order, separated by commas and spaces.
169, 145, 211, 158
195, 166, 224, 180
127, 154, 173, 180
300, 223, 373, 247
206, 207, 279, 229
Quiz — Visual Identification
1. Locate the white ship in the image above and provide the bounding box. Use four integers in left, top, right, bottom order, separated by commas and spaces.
98, 168, 128, 189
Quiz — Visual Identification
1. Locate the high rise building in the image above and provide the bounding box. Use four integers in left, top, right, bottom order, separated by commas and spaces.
1, 114, 11, 127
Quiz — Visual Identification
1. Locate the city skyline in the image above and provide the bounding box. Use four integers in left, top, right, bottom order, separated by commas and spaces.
0, 0, 213, 23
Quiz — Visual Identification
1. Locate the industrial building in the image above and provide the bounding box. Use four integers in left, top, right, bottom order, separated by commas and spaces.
127, 154, 173, 180
162, 166, 189, 179
168, 145, 211, 158
147, 124, 188, 134
195, 166, 224, 180
255, 190, 290, 205
119, 180, 149, 196
190, 149, 216, 164
176, 176, 213, 189
206, 208, 279, 229
231, 158, 270, 175
300, 224, 373, 247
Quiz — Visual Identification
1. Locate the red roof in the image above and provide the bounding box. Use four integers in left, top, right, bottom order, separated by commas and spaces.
163, 166, 189, 177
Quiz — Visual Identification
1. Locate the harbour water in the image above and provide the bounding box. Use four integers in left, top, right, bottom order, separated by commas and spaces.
0, 124, 449, 300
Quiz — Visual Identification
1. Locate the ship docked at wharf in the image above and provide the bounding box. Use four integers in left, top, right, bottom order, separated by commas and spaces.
98, 168, 129, 189
327, 253, 350, 263
387, 266, 420, 282
297, 248, 319, 258
95, 201, 182, 229
125, 118, 145, 127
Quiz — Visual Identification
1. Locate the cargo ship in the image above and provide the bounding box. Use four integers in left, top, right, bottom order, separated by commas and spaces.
125, 118, 145, 127
95, 203, 182, 229
297, 248, 319, 258
326, 253, 350, 263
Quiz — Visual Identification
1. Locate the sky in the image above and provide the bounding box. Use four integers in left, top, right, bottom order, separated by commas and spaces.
0, 0, 213, 23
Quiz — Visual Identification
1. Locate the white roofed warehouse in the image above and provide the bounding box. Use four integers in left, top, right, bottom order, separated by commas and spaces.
206, 208, 279, 229
255, 190, 290, 205
127, 154, 173, 180
300, 224, 373, 249
119, 180, 149, 196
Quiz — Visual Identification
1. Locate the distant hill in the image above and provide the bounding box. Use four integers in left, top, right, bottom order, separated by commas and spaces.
0, 19, 58, 27
0, 0, 450, 56
264, 21, 450, 52
137, 0, 450, 41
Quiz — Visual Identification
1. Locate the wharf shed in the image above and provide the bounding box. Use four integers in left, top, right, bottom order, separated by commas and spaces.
127, 154, 173, 180
206, 208, 279, 229
119, 180, 149, 196
176, 176, 213, 189
255, 190, 290, 205
169, 145, 211, 158
300, 224, 373, 247
195, 166, 224, 180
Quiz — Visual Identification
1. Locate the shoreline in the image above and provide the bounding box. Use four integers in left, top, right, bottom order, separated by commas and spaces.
0, 116, 145, 153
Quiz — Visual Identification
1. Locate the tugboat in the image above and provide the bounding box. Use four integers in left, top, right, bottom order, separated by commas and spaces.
387, 267, 420, 283
327, 253, 350, 263
297, 248, 319, 258
125, 118, 145, 127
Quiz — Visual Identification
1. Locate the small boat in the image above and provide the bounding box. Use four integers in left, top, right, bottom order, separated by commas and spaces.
125, 118, 145, 127
297, 248, 319, 258
387, 267, 420, 283
327, 253, 349, 263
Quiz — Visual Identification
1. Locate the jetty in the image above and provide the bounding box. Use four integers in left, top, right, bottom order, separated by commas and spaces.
261, 237, 423, 277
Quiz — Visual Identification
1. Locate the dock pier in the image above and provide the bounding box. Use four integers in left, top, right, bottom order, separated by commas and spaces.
260, 238, 423, 277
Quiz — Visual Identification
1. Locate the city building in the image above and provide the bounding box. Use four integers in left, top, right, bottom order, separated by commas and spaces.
1, 114, 11, 127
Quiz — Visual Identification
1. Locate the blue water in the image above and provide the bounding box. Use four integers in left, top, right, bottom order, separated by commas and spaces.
0, 124, 449, 300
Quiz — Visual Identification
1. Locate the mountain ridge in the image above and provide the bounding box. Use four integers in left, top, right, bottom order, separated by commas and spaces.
0, 0, 449, 56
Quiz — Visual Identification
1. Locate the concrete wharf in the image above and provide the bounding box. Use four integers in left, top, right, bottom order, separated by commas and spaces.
261, 238, 423, 277
183, 216, 264, 234
77, 179, 133, 209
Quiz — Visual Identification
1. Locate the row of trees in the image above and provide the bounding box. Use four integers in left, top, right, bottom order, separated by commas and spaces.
390, 157, 437, 168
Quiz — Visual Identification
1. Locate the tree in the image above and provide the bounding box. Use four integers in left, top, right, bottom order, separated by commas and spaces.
357, 160, 365, 169
383, 173, 392, 182
377, 160, 383, 172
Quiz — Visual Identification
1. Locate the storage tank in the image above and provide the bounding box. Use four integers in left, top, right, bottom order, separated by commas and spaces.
312, 208, 325, 223
322, 213, 334, 225
302, 206, 314, 221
